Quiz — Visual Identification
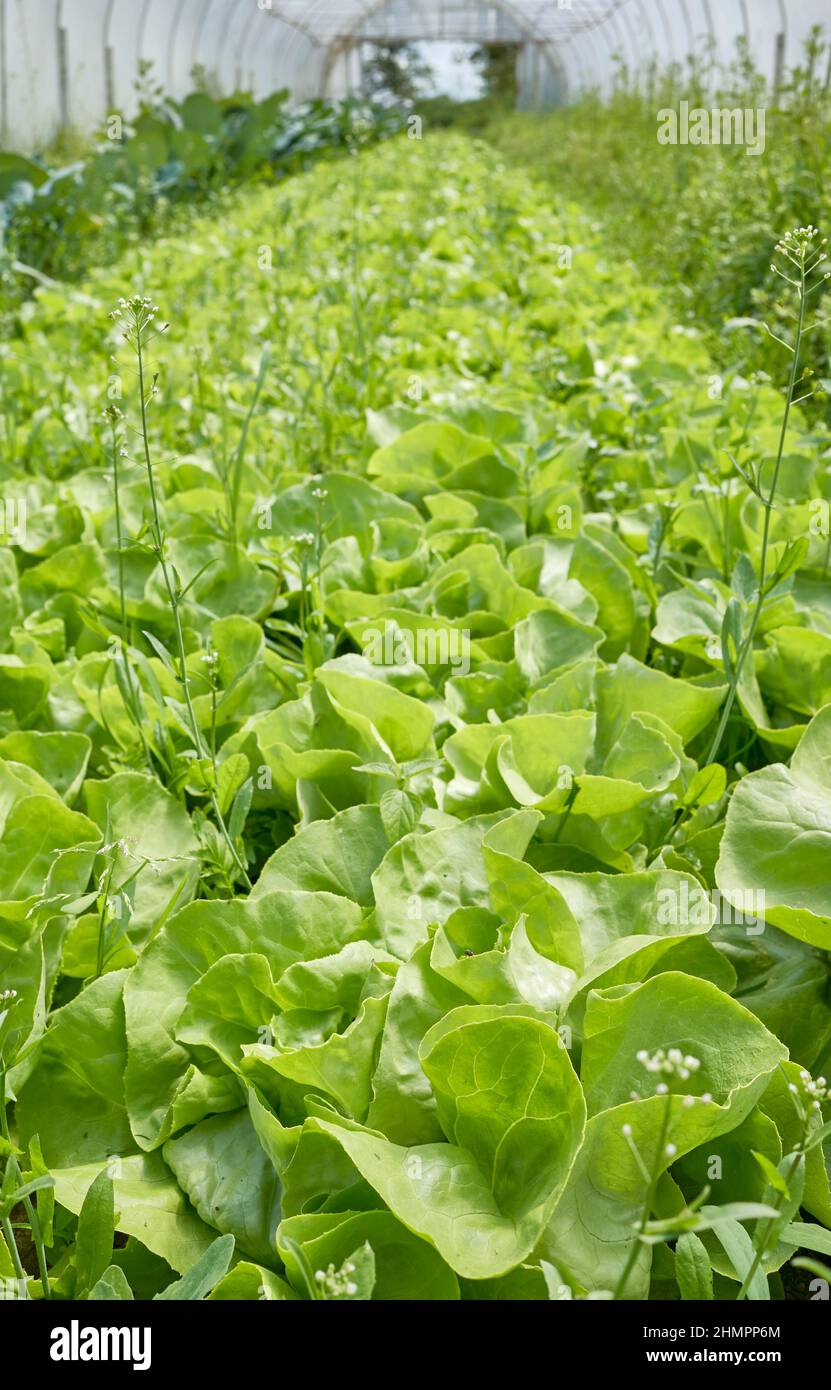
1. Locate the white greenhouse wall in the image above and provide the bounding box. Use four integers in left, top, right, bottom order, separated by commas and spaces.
1, 0, 830, 152
559, 0, 831, 99
0, 0, 322, 151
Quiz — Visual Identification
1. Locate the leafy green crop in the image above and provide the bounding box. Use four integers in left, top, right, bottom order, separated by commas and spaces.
477, 30, 831, 419
0, 84, 399, 325
0, 120, 829, 1303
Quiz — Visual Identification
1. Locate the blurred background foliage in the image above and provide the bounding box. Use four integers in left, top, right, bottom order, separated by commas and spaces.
427, 30, 831, 419
0, 68, 400, 323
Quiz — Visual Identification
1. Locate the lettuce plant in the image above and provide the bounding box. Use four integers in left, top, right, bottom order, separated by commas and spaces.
0, 129, 829, 1304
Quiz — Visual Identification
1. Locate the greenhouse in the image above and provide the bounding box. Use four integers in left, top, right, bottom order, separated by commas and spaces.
3, 0, 831, 146
1, 0, 831, 1345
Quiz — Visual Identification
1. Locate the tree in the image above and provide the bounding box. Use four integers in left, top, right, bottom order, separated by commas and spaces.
363, 41, 434, 104
470, 43, 519, 105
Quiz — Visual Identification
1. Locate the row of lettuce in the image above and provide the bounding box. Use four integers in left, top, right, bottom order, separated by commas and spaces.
478, 30, 831, 414
1, 133, 830, 1299
0, 83, 400, 322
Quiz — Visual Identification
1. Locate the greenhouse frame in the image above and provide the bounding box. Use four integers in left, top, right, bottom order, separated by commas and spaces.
2, 0, 830, 148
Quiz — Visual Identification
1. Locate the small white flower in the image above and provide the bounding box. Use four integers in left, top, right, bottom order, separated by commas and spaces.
637, 1047, 702, 1089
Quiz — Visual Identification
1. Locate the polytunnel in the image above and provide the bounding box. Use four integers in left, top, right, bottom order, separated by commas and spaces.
2, 0, 831, 151
3, 0, 831, 1336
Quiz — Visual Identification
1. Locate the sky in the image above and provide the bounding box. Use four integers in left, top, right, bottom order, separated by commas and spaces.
417, 41, 483, 98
